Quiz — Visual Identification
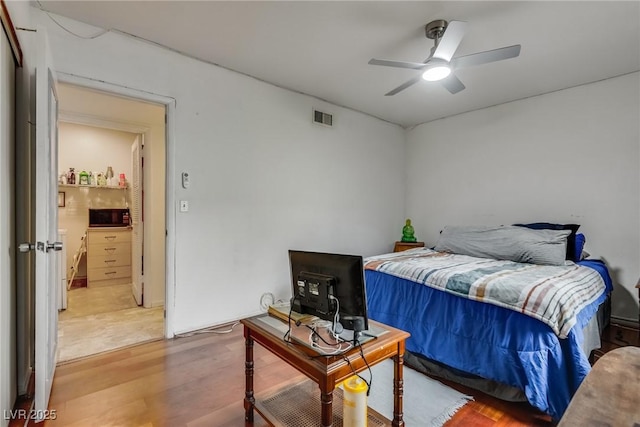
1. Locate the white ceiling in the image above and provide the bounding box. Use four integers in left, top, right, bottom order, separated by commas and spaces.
37, 1, 640, 128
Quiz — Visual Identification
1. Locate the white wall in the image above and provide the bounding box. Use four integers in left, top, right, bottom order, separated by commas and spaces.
406, 72, 640, 322
58, 122, 135, 186
32, 11, 406, 333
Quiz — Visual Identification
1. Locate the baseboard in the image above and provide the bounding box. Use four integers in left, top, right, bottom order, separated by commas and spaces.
173, 316, 247, 337
610, 315, 639, 330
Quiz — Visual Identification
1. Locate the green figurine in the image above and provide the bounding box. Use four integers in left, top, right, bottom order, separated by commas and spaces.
401, 219, 417, 243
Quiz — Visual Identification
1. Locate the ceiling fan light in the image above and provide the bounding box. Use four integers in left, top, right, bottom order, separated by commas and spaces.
422, 65, 451, 81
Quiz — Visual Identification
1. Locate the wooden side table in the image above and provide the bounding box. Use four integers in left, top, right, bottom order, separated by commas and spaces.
241, 314, 410, 427
393, 241, 425, 252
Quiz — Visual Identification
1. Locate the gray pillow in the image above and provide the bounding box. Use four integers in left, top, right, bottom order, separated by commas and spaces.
434, 225, 571, 266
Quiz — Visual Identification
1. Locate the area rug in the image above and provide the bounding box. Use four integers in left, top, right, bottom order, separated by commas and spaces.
365, 358, 473, 426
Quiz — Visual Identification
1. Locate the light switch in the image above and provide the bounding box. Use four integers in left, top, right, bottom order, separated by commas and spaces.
180, 200, 189, 212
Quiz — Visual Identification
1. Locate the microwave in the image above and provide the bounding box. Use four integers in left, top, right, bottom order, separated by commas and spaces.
88, 208, 130, 227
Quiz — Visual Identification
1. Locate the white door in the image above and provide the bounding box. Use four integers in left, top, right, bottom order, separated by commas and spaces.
34, 28, 60, 420
131, 135, 143, 305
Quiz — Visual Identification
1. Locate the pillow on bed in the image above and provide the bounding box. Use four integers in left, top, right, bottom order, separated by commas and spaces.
434, 225, 571, 266
575, 232, 586, 260
513, 222, 580, 261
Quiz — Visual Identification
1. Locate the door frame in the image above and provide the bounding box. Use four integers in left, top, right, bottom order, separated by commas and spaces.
0, 15, 17, 420
56, 71, 176, 337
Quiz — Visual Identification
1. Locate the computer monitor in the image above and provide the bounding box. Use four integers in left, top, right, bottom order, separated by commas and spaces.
288, 250, 369, 335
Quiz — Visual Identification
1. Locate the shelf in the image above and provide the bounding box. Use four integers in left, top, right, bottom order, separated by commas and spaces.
254, 379, 391, 427
59, 184, 127, 190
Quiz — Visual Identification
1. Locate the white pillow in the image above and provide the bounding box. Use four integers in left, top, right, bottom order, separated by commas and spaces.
434, 225, 571, 266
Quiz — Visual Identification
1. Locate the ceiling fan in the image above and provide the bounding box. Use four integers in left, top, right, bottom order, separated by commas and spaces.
368, 19, 521, 96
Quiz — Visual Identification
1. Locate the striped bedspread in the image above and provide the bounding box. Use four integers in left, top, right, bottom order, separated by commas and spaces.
364, 248, 606, 338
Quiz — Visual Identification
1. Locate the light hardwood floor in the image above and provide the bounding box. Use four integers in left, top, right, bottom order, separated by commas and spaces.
45, 323, 299, 426
10, 322, 637, 426
12, 322, 563, 427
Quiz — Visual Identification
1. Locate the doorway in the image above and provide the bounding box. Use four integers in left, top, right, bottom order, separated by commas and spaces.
55, 83, 167, 362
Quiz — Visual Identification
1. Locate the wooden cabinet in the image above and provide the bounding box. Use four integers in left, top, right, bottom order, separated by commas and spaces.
393, 241, 425, 252
87, 227, 132, 287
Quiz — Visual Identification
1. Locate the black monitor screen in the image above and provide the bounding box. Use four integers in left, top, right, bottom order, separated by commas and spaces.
288, 250, 368, 332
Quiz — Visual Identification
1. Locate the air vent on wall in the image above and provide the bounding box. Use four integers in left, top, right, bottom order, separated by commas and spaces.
313, 109, 333, 127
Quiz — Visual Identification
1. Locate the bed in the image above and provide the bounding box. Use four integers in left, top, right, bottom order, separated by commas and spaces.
363, 225, 613, 421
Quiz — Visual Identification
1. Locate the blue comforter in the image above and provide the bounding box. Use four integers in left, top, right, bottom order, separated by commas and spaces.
364, 259, 612, 421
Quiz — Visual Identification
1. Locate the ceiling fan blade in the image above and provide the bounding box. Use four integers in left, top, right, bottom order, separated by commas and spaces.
451, 45, 521, 69
432, 20, 467, 62
385, 75, 422, 96
441, 74, 465, 94
368, 58, 427, 70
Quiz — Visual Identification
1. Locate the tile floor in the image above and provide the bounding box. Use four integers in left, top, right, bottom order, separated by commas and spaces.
57, 283, 164, 363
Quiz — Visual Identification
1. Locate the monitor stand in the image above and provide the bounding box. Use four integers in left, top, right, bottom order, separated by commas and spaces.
337, 323, 386, 345
338, 329, 366, 345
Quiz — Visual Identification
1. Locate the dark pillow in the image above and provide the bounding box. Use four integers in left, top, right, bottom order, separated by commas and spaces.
574, 233, 586, 260
513, 223, 580, 261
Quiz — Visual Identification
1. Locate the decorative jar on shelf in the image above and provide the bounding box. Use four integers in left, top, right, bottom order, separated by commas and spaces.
79, 170, 89, 185
105, 166, 114, 186
67, 168, 75, 185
